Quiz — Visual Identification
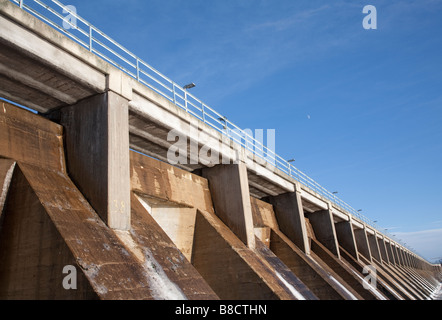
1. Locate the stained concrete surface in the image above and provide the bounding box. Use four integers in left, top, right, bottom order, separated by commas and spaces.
433, 284, 442, 300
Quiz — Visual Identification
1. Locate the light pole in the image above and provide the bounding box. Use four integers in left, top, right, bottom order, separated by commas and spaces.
287, 159, 295, 178
183, 83, 195, 112
217, 117, 227, 130
183, 83, 195, 90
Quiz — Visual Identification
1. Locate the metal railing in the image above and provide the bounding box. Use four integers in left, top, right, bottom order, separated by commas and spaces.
10, 0, 411, 252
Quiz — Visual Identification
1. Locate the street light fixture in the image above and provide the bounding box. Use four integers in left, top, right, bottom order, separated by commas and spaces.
217, 117, 227, 129
182, 83, 196, 112
183, 83, 196, 90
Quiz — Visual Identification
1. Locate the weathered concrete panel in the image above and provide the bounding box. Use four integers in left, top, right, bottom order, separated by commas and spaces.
335, 219, 359, 260
254, 237, 318, 300
354, 228, 372, 262
119, 194, 219, 300
358, 253, 415, 300
0, 101, 65, 171
130, 150, 214, 213
251, 194, 376, 300
265, 187, 310, 254
377, 237, 389, 264
0, 167, 98, 299
202, 163, 255, 248
191, 209, 305, 300
310, 238, 385, 300
305, 208, 340, 257
269, 229, 349, 300
19, 164, 156, 299
374, 260, 426, 299
142, 204, 197, 262
250, 196, 279, 231
367, 233, 382, 262
338, 246, 404, 300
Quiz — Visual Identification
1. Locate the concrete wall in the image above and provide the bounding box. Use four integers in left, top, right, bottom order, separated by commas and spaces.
1, 85, 441, 301
0, 102, 218, 300
0, 0, 440, 300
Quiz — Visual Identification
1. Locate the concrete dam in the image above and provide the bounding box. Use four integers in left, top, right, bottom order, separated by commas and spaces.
0, 0, 440, 301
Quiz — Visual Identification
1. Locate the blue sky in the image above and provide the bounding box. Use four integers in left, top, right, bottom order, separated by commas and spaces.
24, 0, 442, 262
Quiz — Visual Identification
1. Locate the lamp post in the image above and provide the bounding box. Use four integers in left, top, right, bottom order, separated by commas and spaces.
287, 159, 295, 178
183, 83, 196, 90
183, 83, 195, 112
217, 117, 227, 130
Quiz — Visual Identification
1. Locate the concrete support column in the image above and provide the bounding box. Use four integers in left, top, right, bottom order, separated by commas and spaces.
265, 183, 310, 254
399, 248, 406, 267
397, 246, 404, 266
393, 245, 402, 266
202, 162, 255, 249
306, 202, 340, 257
394, 246, 402, 266
409, 255, 415, 268
334, 217, 359, 260
354, 226, 372, 262
387, 241, 396, 265
379, 237, 390, 264
404, 251, 411, 268
410, 254, 416, 268
403, 250, 410, 267
367, 231, 381, 263
59, 91, 131, 230
412, 255, 418, 269
405, 251, 413, 268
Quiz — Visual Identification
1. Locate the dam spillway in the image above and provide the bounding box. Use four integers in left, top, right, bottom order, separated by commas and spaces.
0, 0, 440, 301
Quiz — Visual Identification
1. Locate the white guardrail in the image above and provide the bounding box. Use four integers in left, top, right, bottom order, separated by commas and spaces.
10, 0, 414, 253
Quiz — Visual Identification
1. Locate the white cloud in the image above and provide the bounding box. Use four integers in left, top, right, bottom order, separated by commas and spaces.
246, 5, 331, 32
392, 228, 442, 263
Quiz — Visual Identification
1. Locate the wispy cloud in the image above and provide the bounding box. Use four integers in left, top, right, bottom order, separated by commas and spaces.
246, 5, 331, 32
383, 226, 401, 231
391, 228, 442, 262
148, 1, 371, 106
